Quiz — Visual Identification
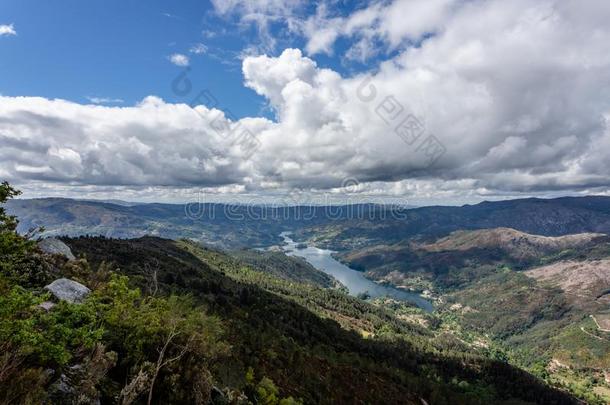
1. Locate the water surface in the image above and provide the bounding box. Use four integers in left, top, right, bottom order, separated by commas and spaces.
280, 232, 434, 312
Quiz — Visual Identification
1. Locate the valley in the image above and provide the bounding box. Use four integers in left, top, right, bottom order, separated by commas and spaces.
4, 193, 610, 403
4, 2, 610, 403
327, 228, 610, 404
277, 232, 433, 311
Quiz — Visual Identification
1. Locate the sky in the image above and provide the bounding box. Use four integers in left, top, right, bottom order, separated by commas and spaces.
1, 0, 610, 206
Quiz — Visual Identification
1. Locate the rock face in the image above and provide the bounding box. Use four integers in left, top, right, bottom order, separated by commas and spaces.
525, 259, 610, 299
44, 278, 91, 303
38, 238, 76, 260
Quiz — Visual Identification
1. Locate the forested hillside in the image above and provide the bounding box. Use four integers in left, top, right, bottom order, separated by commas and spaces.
336, 227, 610, 403
0, 183, 578, 404
229, 249, 338, 288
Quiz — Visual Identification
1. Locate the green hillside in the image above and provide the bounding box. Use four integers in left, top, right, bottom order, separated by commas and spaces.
229, 249, 339, 289
334, 228, 610, 403
0, 183, 577, 404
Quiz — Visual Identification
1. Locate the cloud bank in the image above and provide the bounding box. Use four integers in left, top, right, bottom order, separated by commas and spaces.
2, 0, 610, 203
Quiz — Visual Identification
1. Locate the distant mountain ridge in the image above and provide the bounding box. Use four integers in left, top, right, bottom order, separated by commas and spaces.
296, 195, 610, 251
7, 198, 416, 248
7, 195, 610, 249
337, 227, 610, 290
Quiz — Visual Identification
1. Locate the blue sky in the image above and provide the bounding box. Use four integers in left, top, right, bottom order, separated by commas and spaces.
1, 0, 609, 204
1, 0, 260, 117
0, 0, 375, 119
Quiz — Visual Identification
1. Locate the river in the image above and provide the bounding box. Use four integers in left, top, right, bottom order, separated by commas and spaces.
280, 232, 434, 312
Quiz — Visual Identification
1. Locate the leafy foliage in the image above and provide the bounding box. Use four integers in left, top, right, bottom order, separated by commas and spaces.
66, 235, 578, 404
0, 182, 40, 284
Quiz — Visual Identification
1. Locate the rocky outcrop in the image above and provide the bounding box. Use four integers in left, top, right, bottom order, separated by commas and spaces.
38, 238, 76, 260
44, 278, 91, 303
525, 259, 610, 299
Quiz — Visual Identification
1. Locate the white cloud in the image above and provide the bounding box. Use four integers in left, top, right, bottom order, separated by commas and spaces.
243, 48, 317, 107
0, 24, 16, 36
298, 0, 458, 61
211, 0, 304, 18
202, 29, 217, 39
190, 43, 208, 54
377, 0, 456, 48
0, 95, 271, 189
210, 0, 457, 61
168, 53, 190, 66
211, 0, 306, 53
301, 4, 343, 55
233, 0, 610, 196
3, 0, 610, 203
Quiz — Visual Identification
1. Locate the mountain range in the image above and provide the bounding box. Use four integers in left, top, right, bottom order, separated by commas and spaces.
5, 194, 610, 403
8, 196, 610, 250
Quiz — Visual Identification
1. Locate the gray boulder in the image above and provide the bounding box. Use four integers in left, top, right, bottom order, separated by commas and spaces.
38, 238, 76, 260
44, 278, 91, 304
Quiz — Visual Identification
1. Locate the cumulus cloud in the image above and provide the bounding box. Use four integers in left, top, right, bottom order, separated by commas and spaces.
243, 49, 317, 107
0, 24, 16, 36
0, 95, 271, 189
231, 0, 610, 195
168, 53, 190, 66
2, 0, 610, 203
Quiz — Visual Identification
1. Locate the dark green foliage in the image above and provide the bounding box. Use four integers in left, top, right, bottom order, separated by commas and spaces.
0, 181, 21, 229
0, 182, 39, 284
65, 235, 578, 404
231, 249, 336, 288
0, 183, 582, 404
0, 278, 105, 402
0, 184, 226, 404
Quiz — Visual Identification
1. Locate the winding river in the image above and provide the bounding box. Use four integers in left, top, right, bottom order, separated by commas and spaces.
280, 232, 434, 312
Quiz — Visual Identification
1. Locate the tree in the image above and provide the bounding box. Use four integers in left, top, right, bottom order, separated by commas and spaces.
0, 182, 41, 284
119, 363, 153, 405
96, 275, 228, 404
356, 290, 371, 300
147, 311, 193, 405
143, 258, 160, 296
0, 181, 21, 230
245, 368, 303, 405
